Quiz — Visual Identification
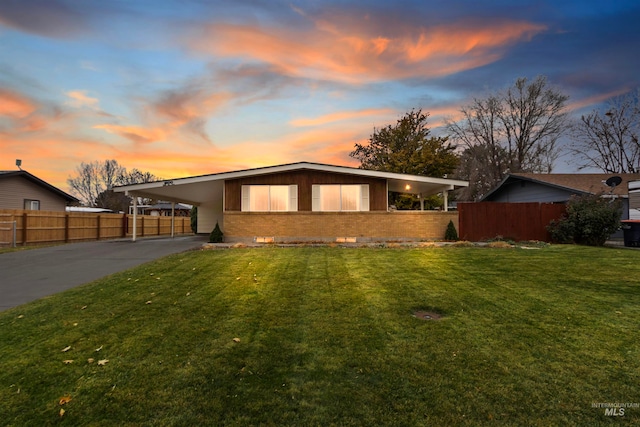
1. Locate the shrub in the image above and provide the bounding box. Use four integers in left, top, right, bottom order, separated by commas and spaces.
547, 193, 622, 246
444, 220, 459, 241
209, 222, 224, 243
190, 206, 198, 234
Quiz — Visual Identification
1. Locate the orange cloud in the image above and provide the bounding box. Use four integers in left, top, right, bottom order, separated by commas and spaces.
289, 108, 393, 127
94, 124, 167, 144
0, 88, 37, 118
187, 18, 546, 83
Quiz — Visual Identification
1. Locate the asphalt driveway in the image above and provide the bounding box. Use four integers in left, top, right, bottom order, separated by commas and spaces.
0, 236, 207, 312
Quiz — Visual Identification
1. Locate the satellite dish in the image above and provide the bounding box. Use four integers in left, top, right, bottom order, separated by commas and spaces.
605, 176, 623, 188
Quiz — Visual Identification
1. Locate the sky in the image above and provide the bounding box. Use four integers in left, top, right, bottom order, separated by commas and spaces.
1, 0, 639, 193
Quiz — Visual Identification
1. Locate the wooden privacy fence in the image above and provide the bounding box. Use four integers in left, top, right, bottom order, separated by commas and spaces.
458, 202, 567, 242
0, 209, 191, 246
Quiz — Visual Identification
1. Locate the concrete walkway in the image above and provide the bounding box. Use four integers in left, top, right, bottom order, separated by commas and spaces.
0, 235, 207, 312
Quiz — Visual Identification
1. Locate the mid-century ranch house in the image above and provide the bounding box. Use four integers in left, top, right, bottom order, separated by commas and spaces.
114, 162, 468, 243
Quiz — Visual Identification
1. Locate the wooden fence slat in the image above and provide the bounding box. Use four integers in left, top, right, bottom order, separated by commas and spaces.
0, 209, 191, 246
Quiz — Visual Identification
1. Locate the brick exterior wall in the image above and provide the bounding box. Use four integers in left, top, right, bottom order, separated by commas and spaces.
223, 211, 458, 242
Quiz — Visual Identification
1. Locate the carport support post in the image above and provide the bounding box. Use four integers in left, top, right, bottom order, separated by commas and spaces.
132, 195, 137, 242
171, 202, 175, 238
443, 191, 449, 212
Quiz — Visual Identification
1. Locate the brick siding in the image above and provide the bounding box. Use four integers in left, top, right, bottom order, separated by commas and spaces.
223, 211, 458, 242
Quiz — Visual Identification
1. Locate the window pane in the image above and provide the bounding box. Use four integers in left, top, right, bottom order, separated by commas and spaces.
341, 185, 360, 211
270, 186, 289, 211
249, 186, 269, 211
320, 185, 341, 211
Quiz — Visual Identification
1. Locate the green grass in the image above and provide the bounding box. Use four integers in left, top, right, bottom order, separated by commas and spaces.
1, 245, 639, 426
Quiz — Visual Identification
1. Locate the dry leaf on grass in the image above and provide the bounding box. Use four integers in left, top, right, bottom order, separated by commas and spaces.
62, 360, 74, 364
233, 338, 241, 343
97, 359, 109, 366
61, 346, 71, 352
59, 396, 72, 405
95, 345, 103, 352
146, 301, 152, 305
87, 358, 95, 364
59, 408, 65, 417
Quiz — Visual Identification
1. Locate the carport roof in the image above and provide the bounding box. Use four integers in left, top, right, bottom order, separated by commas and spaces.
113, 162, 468, 206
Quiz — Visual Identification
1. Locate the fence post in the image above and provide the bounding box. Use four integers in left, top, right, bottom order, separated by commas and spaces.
157, 216, 161, 236
12, 220, 16, 248
97, 215, 101, 240
122, 214, 127, 237
141, 216, 144, 237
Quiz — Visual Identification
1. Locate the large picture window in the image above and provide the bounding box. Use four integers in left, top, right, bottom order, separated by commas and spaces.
312, 184, 369, 212
241, 185, 298, 212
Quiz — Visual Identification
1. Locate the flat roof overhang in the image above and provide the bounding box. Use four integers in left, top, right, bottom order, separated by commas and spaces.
113, 162, 469, 206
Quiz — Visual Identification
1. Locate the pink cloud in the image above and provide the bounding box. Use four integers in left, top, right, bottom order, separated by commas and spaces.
185, 18, 546, 83
0, 88, 37, 118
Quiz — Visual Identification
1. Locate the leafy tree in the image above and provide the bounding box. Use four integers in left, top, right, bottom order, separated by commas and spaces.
350, 109, 458, 177
94, 189, 132, 213
569, 89, 640, 173
446, 76, 570, 200
67, 160, 160, 206
350, 109, 458, 209
547, 193, 623, 246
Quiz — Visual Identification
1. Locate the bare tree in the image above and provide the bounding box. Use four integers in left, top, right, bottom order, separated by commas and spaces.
570, 90, 640, 173
67, 160, 160, 207
446, 76, 570, 200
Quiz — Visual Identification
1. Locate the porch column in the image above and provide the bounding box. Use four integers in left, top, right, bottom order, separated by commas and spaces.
443, 191, 449, 212
420, 193, 424, 211
132, 196, 138, 242
171, 202, 175, 238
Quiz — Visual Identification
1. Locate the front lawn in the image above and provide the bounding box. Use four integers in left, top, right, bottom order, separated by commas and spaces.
0, 245, 639, 425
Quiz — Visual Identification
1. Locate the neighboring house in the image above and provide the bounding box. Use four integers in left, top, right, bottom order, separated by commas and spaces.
630, 180, 640, 220
0, 170, 78, 211
482, 173, 639, 238
115, 162, 468, 242
130, 202, 192, 217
